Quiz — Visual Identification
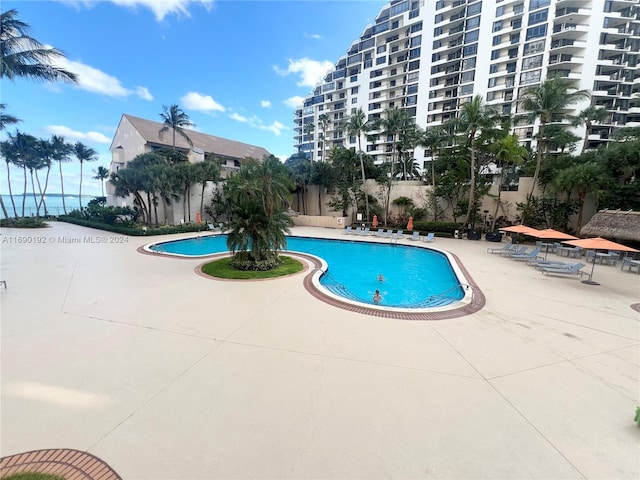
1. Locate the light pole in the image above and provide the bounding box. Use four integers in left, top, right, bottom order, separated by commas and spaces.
483, 210, 489, 233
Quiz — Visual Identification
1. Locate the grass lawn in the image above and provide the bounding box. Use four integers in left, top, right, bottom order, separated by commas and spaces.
4, 473, 66, 480
201, 255, 304, 279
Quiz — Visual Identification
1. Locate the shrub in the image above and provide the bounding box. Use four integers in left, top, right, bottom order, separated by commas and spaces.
58, 216, 210, 236
229, 251, 282, 271
0, 217, 48, 228
412, 221, 461, 236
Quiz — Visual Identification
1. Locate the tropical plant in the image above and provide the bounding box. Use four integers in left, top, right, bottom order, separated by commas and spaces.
517, 77, 590, 194
419, 126, 448, 187
326, 147, 360, 219
453, 95, 499, 228
572, 106, 609, 153
93, 165, 109, 197
224, 156, 294, 270
0, 103, 20, 130
0, 138, 19, 218
73, 142, 98, 209
49, 135, 72, 213
0, 9, 77, 83
552, 159, 604, 231
193, 160, 221, 220
159, 104, 194, 151
317, 113, 331, 162
489, 133, 528, 230
35, 137, 53, 215
345, 107, 371, 220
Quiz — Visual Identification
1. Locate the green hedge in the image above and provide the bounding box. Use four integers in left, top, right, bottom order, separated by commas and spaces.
58, 216, 211, 236
412, 221, 461, 236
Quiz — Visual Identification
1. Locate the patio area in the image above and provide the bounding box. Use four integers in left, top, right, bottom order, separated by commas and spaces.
1, 222, 638, 479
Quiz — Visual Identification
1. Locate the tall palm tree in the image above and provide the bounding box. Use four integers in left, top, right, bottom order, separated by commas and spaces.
93, 165, 109, 197
35, 138, 54, 216
419, 126, 447, 187
0, 139, 18, 218
8, 130, 38, 217
572, 106, 609, 153
345, 107, 371, 220
73, 141, 97, 209
49, 135, 72, 213
317, 113, 331, 162
375, 107, 412, 225
489, 133, 528, 230
518, 77, 590, 194
159, 104, 194, 151
553, 161, 604, 231
193, 160, 221, 220
455, 95, 498, 228
0, 9, 77, 83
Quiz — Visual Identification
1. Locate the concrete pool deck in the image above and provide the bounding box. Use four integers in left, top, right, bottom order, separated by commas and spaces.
1, 222, 638, 479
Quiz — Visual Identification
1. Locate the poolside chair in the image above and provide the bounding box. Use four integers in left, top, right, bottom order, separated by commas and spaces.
540, 263, 588, 278
383, 229, 394, 237
487, 242, 513, 254
500, 246, 528, 257
353, 227, 363, 235
208, 223, 215, 231
526, 259, 569, 268
359, 227, 371, 236
342, 226, 352, 235
408, 231, 421, 241
509, 248, 542, 262
423, 232, 435, 243
393, 230, 404, 239
374, 228, 385, 237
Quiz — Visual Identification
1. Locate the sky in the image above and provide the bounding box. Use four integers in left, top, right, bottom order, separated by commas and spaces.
2, 0, 387, 196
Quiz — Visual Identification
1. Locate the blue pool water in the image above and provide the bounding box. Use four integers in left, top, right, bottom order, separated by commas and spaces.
149, 235, 464, 308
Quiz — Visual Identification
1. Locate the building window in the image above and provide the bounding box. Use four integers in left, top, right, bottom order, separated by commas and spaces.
529, 0, 550, 10
465, 30, 479, 43
528, 9, 548, 25
408, 60, 420, 71
523, 39, 545, 55
493, 35, 502, 46
467, 2, 481, 15
522, 54, 543, 70
493, 20, 503, 32
466, 17, 480, 30
487, 91, 496, 101
376, 56, 386, 65
410, 22, 423, 33
488, 77, 497, 87
489, 64, 498, 73
520, 69, 541, 84
410, 35, 422, 47
491, 49, 501, 60
352, 98, 358, 104
463, 44, 478, 56
462, 57, 476, 69
526, 24, 547, 40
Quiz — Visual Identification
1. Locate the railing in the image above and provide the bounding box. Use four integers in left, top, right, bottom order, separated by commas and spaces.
423, 283, 473, 306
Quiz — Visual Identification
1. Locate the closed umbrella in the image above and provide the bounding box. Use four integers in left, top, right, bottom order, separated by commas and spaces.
562, 237, 639, 285
372, 214, 378, 229
407, 216, 414, 232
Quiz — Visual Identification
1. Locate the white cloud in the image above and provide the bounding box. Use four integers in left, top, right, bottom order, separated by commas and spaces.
274, 58, 334, 87
44, 125, 111, 144
305, 33, 323, 40
60, 0, 214, 21
229, 112, 247, 123
181, 91, 225, 112
259, 121, 286, 137
53, 56, 153, 100
260, 100, 271, 108
283, 96, 305, 108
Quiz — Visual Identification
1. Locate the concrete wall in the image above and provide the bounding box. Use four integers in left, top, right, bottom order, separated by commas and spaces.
291, 215, 347, 229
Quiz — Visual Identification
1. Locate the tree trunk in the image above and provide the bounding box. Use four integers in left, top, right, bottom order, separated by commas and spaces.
581, 121, 590, 154
464, 141, 477, 228
530, 123, 545, 196
59, 161, 67, 214
35, 167, 49, 216
576, 192, 586, 232
146, 192, 153, 227
0, 195, 9, 220
21, 166, 27, 217
30, 170, 40, 218
358, 137, 369, 221
200, 183, 206, 219
5, 160, 18, 218
79, 160, 84, 210
490, 168, 504, 231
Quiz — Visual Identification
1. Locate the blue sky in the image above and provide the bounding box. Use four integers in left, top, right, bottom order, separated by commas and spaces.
2, 0, 386, 196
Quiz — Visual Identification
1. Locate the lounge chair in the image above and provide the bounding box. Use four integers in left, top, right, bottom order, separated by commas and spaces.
540, 262, 588, 278
526, 259, 569, 268
353, 227, 363, 235
342, 226, 352, 235
393, 229, 404, 239
408, 231, 421, 241
374, 228, 385, 237
509, 249, 542, 261
383, 229, 394, 237
423, 232, 435, 243
487, 243, 514, 254
500, 246, 528, 257
359, 227, 371, 236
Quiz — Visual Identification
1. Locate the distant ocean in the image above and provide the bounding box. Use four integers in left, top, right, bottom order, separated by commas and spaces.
1, 194, 98, 219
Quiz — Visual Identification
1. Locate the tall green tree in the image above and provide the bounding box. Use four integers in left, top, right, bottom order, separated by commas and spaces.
0, 9, 77, 83
419, 126, 447, 187
454, 95, 498, 228
193, 160, 221, 220
50, 135, 72, 214
159, 104, 194, 151
572, 106, 609, 154
489, 133, 528, 230
35, 137, 54, 215
553, 159, 604, 231
225, 155, 294, 269
73, 141, 98, 209
345, 107, 371, 220
93, 165, 109, 197
517, 77, 589, 194
0, 139, 18, 218
0, 103, 20, 130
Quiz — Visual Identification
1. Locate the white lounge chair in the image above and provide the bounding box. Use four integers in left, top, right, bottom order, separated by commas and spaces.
423, 232, 435, 242
408, 231, 420, 241
342, 226, 353, 235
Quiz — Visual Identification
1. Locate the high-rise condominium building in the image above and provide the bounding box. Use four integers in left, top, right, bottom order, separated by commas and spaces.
293, 0, 640, 171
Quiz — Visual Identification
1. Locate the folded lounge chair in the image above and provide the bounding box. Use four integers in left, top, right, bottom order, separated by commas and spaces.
540, 262, 588, 278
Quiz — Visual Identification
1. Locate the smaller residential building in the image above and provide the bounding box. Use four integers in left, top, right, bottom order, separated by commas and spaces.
107, 114, 271, 224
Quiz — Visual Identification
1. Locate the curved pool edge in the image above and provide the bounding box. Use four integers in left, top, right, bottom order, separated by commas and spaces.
141, 235, 486, 320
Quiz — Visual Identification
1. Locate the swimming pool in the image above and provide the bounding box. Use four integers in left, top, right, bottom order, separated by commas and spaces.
147, 235, 471, 311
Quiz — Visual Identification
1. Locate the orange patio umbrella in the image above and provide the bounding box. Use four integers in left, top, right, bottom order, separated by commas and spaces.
530, 229, 578, 259
407, 216, 414, 231
562, 237, 639, 285
499, 225, 540, 238
372, 214, 378, 229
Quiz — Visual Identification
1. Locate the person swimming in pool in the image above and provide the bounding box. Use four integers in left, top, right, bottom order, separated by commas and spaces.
377, 274, 385, 282
373, 289, 382, 304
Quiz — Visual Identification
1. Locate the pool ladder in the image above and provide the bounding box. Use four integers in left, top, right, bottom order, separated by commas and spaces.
423, 283, 473, 306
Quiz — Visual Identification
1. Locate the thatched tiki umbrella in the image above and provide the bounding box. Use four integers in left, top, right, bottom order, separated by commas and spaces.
580, 210, 640, 243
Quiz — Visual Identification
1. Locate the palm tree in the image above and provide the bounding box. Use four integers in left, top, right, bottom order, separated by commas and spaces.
0, 9, 77, 83
375, 107, 413, 226
572, 106, 609, 153
345, 107, 371, 220
35, 138, 54, 216
0, 139, 18, 218
553, 160, 603, 231
419, 126, 447, 187
455, 95, 499, 228
49, 135, 72, 213
225, 155, 294, 269
317, 113, 331, 162
518, 77, 590, 194
73, 142, 97, 209
93, 166, 109, 197
489, 134, 528, 230
7, 130, 38, 217
159, 104, 194, 151
0, 103, 20, 130
193, 160, 221, 220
